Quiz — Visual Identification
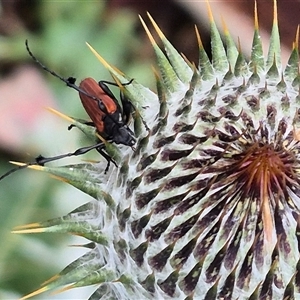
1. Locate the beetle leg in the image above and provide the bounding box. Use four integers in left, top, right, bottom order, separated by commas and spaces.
96, 147, 118, 174
68, 121, 95, 131
35, 142, 105, 165
121, 93, 150, 131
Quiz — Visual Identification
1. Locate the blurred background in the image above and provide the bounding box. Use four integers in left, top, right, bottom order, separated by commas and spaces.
0, 0, 299, 299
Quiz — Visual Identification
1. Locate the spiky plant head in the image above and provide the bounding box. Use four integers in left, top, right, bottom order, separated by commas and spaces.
12, 1, 300, 299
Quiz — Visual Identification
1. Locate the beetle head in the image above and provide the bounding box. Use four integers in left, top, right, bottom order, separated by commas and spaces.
112, 126, 136, 146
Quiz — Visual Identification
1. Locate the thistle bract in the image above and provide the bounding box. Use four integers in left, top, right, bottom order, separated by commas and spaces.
15, 1, 300, 299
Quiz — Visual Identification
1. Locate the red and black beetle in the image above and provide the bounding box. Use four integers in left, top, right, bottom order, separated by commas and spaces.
0, 40, 136, 181
78, 77, 135, 147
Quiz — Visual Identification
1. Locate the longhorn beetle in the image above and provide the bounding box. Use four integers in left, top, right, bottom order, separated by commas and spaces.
0, 40, 137, 181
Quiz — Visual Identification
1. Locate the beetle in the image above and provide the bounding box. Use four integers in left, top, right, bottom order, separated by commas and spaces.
0, 40, 137, 181
78, 77, 135, 146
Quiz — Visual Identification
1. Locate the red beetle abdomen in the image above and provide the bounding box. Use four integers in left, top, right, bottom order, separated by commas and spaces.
79, 77, 118, 133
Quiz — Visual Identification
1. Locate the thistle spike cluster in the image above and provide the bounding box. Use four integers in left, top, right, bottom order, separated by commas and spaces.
14, 0, 300, 299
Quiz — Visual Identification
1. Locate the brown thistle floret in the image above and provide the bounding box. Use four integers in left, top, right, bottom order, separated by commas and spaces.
215, 122, 299, 243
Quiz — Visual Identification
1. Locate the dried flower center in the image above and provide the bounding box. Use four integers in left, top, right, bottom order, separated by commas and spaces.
230, 141, 296, 241
238, 143, 290, 196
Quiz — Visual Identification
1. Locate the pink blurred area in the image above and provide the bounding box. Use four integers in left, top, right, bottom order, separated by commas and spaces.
0, 65, 56, 152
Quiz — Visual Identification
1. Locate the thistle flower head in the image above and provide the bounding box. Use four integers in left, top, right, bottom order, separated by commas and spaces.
13, 1, 300, 299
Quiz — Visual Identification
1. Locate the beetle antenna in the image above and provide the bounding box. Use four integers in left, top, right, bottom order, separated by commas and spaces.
26, 40, 116, 117
25, 40, 136, 131
25, 40, 132, 99
25, 40, 77, 87
26, 40, 98, 99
